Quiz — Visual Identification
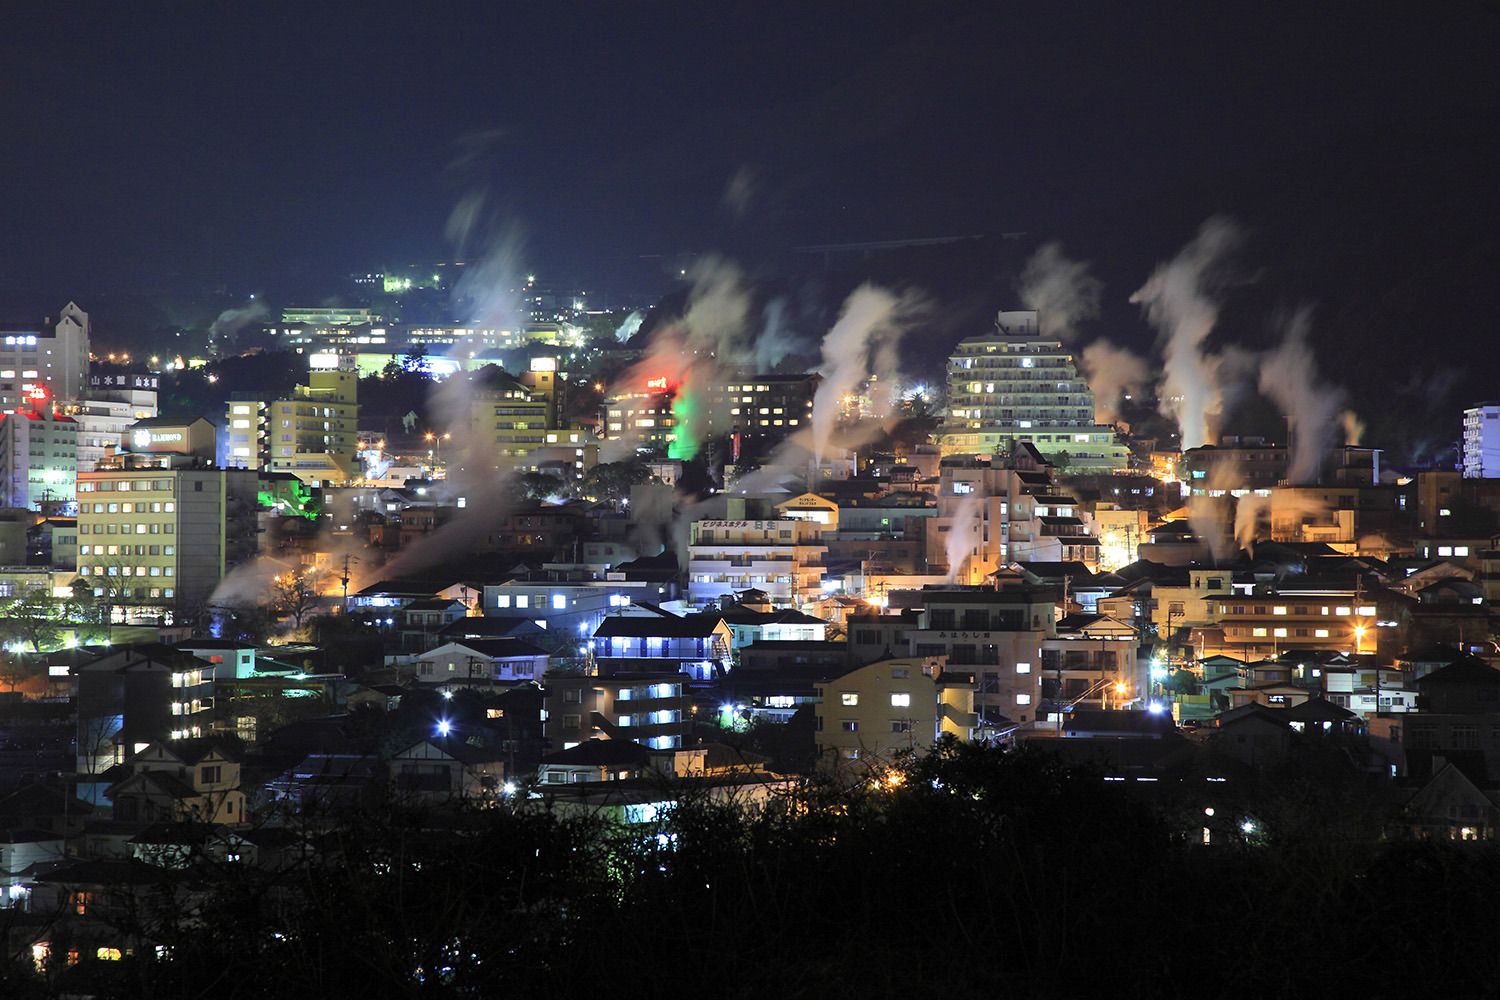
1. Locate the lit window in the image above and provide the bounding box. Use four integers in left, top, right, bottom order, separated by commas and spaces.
891, 693, 911, 707
1357, 605, 1376, 616
1253, 627, 1268, 637
494, 595, 510, 608
1273, 628, 1287, 638
841, 692, 858, 706
1016, 693, 1032, 705
1272, 606, 1287, 615
1015, 662, 1031, 674
515, 595, 529, 608
552, 594, 567, 610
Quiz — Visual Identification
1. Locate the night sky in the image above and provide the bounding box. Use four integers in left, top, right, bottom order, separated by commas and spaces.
4, 4, 1494, 302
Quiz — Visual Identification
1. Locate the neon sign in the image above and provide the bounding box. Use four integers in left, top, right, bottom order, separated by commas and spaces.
646, 377, 670, 390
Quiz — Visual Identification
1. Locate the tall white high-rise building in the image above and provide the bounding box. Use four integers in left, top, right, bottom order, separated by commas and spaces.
938, 310, 1129, 473
1462, 404, 1500, 478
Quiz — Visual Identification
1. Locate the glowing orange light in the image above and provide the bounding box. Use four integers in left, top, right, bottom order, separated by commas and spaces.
646, 376, 670, 390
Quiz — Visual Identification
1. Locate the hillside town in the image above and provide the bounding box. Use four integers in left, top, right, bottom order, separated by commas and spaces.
0, 293, 1496, 993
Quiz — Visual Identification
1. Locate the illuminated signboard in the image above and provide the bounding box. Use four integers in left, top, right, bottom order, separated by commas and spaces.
529, 357, 557, 372
646, 376, 671, 390
132, 428, 185, 450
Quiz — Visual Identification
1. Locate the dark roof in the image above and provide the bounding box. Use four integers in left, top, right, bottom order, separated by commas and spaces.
540, 738, 651, 767
1284, 698, 1358, 723
594, 613, 726, 639
1420, 656, 1500, 686
718, 606, 828, 627
402, 598, 465, 612
438, 616, 545, 639
430, 637, 548, 659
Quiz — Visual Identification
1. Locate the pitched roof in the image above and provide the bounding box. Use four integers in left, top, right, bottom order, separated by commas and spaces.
594, 613, 727, 639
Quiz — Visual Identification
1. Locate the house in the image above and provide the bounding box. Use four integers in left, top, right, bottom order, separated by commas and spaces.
1059, 708, 1177, 739
1211, 706, 1294, 766
105, 739, 247, 827
534, 738, 705, 786
388, 739, 505, 803
1403, 759, 1500, 841
414, 639, 550, 687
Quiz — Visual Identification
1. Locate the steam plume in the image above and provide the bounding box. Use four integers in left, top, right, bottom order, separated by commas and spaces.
1020, 242, 1102, 342
208, 301, 269, 348
810, 284, 925, 462
1130, 217, 1242, 450
945, 491, 985, 583
1258, 306, 1345, 484
1079, 340, 1149, 423
1234, 494, 1271, 554
1339, 409, 1365, 446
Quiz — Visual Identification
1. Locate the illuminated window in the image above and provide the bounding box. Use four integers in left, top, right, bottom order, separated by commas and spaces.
841, 692, 858, 706
552, 594, 566, 610
1273, 628, 1287, 638
1016, 693, 1032, 705
1016, 662, 1031, 674
1252, 627, 1268, 637
1272, 606, 1287, 615
891, 693, 911, 707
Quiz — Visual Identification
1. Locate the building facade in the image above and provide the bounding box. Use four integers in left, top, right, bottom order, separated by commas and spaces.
938, 310, 1129, 472
0, 302, 91, 411
1463, 404, 1500, 479
687, 518, 828, 608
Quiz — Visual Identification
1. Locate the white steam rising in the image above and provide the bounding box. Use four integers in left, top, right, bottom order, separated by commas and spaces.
1020, 242, 1103, 342
945, 491, 985, 583
1080, 340, 1149, 423
1130, 216, 1242, 450
810, 284, 925, 462
1258, 306, 1345, 485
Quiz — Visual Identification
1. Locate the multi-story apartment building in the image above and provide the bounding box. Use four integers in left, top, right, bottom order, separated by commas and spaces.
268, 371, 359, 485
75, 463, 259, 616
927, 449, 1102, 583
468, 369, 554, 463
707, 373, 820, 437
938, 310, 1129, 472
1180, 437, 1288, 493
0, 301, 91, 411
903, 587, 1056, 730
813, 654, 975, 769
542, 672, 694, 750
1193, 586, 1388, 662
687, 517, 828, 608
76, 643, 215, 776
591, 613, 734, 683
1463, 404, 1500, 479
225, 372, 360, 484
0, 404, 77, 510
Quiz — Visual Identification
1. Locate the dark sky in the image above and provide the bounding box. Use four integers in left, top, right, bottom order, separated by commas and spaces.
2, 3, 1495, 302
